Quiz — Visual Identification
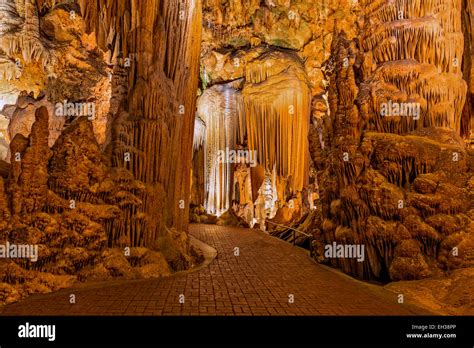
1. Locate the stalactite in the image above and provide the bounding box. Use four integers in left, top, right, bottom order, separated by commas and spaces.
242, 50, 311, 197
80, 0, 202, 245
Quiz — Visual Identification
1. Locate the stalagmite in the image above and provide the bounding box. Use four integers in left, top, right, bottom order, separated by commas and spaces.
8, 106, 50, 216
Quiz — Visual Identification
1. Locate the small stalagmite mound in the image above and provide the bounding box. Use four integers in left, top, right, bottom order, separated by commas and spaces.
0, 103, 203, 305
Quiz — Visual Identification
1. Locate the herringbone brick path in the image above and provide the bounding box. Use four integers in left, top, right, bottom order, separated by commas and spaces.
0, 224, 429, 315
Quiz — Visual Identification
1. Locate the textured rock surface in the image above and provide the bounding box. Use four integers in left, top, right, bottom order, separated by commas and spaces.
80, 0, 202, 243
386, 267, 474, 315
0, 0, 204, 305
0, 0, 473, 315
0, 105, 203, 305
314, 0, 474, 288
194, 0, 355, 226
0, 0, 110, 161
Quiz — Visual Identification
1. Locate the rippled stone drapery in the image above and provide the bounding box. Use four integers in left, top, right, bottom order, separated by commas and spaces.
242, 50, 311, 200
194, 49, 311, 218
359, 0, 467, 135
80, 0, 202, 245
195, 83, 241, 216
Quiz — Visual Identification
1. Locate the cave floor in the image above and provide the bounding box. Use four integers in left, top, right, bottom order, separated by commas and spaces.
0, 224, 433, 316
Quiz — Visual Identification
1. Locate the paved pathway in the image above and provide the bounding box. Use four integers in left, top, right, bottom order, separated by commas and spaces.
0, 224, 430, 315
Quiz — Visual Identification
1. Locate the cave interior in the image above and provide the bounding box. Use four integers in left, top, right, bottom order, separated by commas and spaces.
0, 0, 473, 314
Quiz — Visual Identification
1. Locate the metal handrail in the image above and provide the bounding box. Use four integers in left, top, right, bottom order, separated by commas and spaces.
266, 221, 314, 257
266, 221, 312, 237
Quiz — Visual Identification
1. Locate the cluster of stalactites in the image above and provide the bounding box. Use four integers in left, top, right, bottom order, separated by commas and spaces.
359, 0, 466, 135
242, 51, 311, 194
193, 50, 311, 215
366, 60, 467, 133
360, 0, 462, 33
80, 0, 202, 95
361, 0, 463, 73
79, 0, 132, 65
0, 0, 53, 68
81, 0, 203, 238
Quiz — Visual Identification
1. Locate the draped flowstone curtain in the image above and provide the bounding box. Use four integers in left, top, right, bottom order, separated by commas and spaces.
80, 0, 202, 246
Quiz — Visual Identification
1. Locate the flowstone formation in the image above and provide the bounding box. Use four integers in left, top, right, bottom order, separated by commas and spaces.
80, 0, 203, 242
0, 0, 111, 159
0, 0, 204, 305
315, 0, 474, 300
0, 0, 472, 316
194, 0, 357, 229
194, 82, 243, 217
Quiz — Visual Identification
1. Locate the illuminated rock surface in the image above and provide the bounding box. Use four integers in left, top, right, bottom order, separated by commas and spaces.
312, 0, 474, 314
0, 0, 204, 304
0, 0, 472, 314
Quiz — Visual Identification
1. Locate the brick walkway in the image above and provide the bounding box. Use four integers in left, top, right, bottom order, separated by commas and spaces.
0, 224, 430, 316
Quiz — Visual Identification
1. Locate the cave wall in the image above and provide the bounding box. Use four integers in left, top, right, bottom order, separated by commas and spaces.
194, 0, 357, 225
0, 0, 111, 161
0, 0, 204, 304
317, 0, 474, 281
79, 0, 203, 243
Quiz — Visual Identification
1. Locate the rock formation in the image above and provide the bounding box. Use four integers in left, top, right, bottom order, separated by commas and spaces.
193, 0, 354, 227
0, 0, 472, 314
80, 0, 202, 243
190, 0, 473, 313
316, 0, 474, 284
0, 0, 204, 305
195, 82, 242, 216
